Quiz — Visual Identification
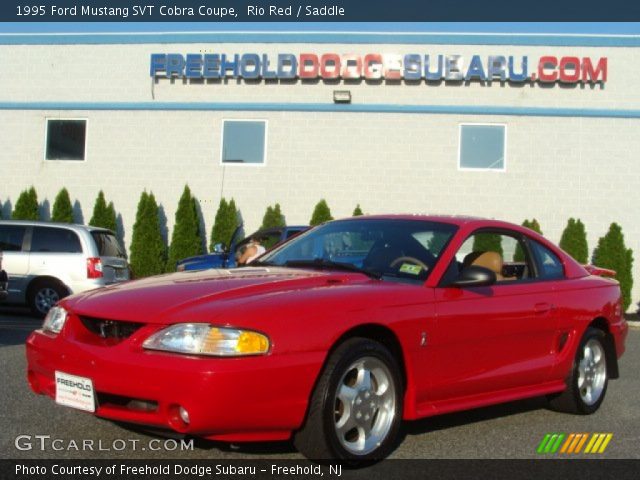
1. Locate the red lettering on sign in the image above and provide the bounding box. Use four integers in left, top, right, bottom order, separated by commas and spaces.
299, 54, 319, 78
582, 57, 608, 83
320, 53, 341, 79
538, 56, 558, 82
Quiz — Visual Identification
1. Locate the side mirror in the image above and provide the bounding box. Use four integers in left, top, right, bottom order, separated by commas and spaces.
213, 243, 226, 253
448, 266, 497, 288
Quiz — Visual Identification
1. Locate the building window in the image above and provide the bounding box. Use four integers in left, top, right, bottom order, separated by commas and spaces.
458, 124, 506, 171
45, 119, 87, 161
221, 120, 267, 165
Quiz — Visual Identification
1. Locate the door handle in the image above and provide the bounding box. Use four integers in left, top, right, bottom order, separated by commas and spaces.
534, 302, 553, 314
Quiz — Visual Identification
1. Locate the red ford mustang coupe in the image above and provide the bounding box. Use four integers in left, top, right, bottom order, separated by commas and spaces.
26, 216, 628, 460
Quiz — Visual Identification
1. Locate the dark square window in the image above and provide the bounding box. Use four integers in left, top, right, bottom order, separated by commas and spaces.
46, 119, 87, 161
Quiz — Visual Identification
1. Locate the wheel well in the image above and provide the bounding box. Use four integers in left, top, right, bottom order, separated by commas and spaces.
331, 324, 407, 390
588, 317, 619, 379
26, 276, 69, 299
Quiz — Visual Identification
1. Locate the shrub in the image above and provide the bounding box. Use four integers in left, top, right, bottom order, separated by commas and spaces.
210, 198, 238, 250
129, 191, 167, 278
261, 203, 285, 229
51, 188, 74, 223
310, 199, 333, 226
89, 191, 117, 232
352, 204, 364, 216
514, 219, 543, 261
593, 223, 634, 311
12, 186, 39, 220
559, 218, 589, 264
472, 233, 503, 255
167, 185, 204, 271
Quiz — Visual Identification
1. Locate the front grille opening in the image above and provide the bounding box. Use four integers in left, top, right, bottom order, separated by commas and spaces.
97, 392, 158, 412
79, 316, 144, 340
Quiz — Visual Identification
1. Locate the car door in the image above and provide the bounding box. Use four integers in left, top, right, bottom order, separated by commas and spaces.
0, 224, 30, 303
428, 230, 559, 403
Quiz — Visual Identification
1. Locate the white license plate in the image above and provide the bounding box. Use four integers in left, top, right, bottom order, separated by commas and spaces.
55, 371, 95, 412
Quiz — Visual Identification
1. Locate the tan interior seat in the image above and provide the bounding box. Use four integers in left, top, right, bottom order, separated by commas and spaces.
462, 251, 514, 281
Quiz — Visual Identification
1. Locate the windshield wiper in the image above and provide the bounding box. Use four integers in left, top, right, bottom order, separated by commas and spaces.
284, 259, 382, 280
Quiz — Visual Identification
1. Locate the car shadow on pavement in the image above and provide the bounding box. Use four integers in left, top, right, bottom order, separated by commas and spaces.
114, 421, 299, 456
0, 307, 41, 347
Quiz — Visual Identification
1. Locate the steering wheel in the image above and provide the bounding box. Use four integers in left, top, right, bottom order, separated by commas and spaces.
389, 256, 429, 271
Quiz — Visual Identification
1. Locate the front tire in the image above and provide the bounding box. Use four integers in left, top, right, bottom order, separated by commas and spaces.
293, 338, 403, 461
548, 328, 609, 414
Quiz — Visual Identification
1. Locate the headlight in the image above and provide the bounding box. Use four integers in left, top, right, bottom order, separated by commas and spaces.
42, 306, 68, 334
142, 324, 270, 356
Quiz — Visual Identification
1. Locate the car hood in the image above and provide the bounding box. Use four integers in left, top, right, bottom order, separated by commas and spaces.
63, 267, 369, 323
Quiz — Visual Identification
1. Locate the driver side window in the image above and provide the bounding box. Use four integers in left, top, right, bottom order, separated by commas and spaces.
444, 231, 533, 284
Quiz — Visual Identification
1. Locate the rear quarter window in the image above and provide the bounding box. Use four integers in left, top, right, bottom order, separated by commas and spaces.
31, 227, 82, 253
530, 240, 565, 280
0, 225, 27, 251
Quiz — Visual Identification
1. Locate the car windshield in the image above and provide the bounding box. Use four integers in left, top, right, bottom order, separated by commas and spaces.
258, 219, 457, 283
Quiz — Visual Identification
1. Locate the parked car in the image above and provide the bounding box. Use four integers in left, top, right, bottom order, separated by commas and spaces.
176, 225, 307, 271
26, 216, 627, 461
0, 220, 129, 316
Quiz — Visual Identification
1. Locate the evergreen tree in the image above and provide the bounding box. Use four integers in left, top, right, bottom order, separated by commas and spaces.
210, 198, 238, 250
51, 188, 74, 223
559, 218, 589, 264
522, 218, 542, 235
515, 218, 543, 261
352, 204, 364, 216
261, 203, 285, 229
472, 233, 503, 255
167, 185, 204, 271
129, 191, 167, 278
89, 191, 117, 232
12, 186, 39, 220
310, 199, 333, 226
593, 223, 634, 311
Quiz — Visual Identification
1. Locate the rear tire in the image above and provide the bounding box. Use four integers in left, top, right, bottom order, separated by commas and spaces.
28, 280, 67, 317
293, 338, 403, 461
548, 327, 608, 414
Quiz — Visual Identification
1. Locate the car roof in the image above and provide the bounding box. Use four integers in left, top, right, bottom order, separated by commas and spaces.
0, 219, 113, 233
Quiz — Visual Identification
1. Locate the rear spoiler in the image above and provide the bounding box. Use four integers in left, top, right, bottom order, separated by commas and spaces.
583, 265, 617, 277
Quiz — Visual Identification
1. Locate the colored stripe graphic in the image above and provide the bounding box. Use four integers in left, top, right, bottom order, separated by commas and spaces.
585, 433, 614, 453
539, 433, 613, 454
537, 433, 565, 453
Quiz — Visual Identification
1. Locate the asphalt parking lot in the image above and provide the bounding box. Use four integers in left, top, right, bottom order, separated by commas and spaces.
1, 308, 638, 460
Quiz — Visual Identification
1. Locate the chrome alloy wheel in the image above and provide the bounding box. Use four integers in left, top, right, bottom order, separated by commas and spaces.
35, 287, 60, 315
333, 356, 397, 456
578, 339, 607, 406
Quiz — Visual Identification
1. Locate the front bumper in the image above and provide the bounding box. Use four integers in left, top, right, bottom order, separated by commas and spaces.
26, 322, 323, 442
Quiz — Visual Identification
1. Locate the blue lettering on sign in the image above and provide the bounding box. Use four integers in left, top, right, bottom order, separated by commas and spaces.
465, 55, 487, 81
509, 56, 529, 82
185, 54, 203, 78
424, 55, 444, 81
403, 54, 422, 80
203, 54, 220, 78
277, 54, 297, 78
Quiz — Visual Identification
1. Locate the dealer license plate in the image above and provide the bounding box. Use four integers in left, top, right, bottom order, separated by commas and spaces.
55, 371, 95, 412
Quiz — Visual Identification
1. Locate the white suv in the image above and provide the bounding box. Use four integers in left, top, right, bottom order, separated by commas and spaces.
0, 221, 130, 316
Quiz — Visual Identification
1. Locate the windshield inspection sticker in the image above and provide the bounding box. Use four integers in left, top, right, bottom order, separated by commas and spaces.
399, 263, 423, 275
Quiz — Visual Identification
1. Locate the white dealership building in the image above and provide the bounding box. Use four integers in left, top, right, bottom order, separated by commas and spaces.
0, 30, 639, 306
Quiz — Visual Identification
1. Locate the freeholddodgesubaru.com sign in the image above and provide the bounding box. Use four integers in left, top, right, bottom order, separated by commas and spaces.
150, 53, 608, 84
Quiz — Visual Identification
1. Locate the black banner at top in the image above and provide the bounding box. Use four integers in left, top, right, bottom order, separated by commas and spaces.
1, 0, 640, 22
